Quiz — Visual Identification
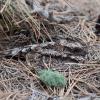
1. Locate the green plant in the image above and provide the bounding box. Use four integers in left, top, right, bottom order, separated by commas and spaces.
38, 69, 67, 87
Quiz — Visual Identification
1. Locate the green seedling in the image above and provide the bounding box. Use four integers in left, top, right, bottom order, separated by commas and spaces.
38, 69, 67, 87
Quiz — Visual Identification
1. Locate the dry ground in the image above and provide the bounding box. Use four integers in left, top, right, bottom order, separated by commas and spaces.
0, 0, 100, 100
